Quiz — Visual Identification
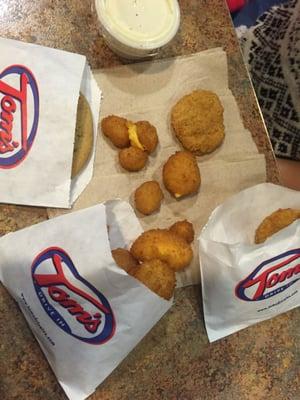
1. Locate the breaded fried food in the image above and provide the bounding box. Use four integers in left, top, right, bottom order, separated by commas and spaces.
111, 248, 139, 274
162, 151, 201, 198
130, 228, 193, 271
127, 120, 158, 154
255, 208, 300, 244
119, 146, 148, 171
101, 115, 130, 148
136, 121, 158, 153
169, 220, 195, 243
134, 181, 164, 215
131, 259, 175, 300
171, 90, 225, 155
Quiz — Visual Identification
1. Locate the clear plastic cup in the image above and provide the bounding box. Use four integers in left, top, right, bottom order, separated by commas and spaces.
94, 0, 181, 60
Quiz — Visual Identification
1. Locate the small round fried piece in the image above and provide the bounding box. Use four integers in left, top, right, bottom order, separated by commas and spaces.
136, 121, 158, 154
163, 151, 201, 198
112, 248, 139, 273
171, 90, 225, 155
119, 146, 148, 172
169, 220, 195, 243
131, 229, 193, 271
101, 115, 130, 148
134, 181, 164, 215
255, 208, 300, 244
131, 259, 175, 300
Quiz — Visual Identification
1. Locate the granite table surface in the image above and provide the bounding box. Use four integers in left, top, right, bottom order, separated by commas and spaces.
1, 1, 299, 399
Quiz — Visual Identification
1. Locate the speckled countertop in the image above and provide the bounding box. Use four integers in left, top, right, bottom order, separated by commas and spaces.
1, 1, 299, 400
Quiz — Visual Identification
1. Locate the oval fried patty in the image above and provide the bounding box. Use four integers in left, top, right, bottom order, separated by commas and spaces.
171, 90, 225, 155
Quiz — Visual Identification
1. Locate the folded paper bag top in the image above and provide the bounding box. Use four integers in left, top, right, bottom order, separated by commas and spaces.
0, 200, 172, 400
199, 183, 300, 342
0, 37, 101, 209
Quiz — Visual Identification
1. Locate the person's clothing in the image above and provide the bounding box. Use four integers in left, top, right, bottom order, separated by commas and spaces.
227, 0, 246, 13
233, 0, 289, 27
241, 0, 300, 160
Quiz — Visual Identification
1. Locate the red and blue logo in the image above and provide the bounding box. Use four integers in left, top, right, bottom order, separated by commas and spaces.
32, 247, 116, 344
236, 249, 300, 301
0, 65, 39, 168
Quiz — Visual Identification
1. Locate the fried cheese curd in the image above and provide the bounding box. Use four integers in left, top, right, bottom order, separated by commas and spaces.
111, 248, 139, 274
101, 115, 130, 148
131, 259, 175, 300
255, 208, 300, 244
171, 90, 225, 155
118, 146, 148, 172
134, 180, 164, 215
169, 220, 195, 243
134, 121, 158, 153
130, 229, 193, 271
163, 151, 201, 198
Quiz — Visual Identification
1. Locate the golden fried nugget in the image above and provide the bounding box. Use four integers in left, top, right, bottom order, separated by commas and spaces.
111, 248, 139, 273
255, 208, 300, 244
130, 229, 193, 271
119, 146, 148, 171
171, 90, 225, 155
136, 121, 158, 153
169, 220, 195, 243
132, 259, 175, 300
134, 181, 164, 215
101, 115, 130, 148
127, 120, 158, 154
162, 151, 201, 198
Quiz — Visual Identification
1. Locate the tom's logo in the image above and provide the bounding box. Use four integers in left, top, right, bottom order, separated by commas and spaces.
236, 249, 300, 301
32, 247, 115, 344
0, 65, 39, 168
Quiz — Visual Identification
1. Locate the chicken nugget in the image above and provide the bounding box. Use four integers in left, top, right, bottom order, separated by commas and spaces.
169, 220, 195, 243
101, 115, 130, 148
255, 208, 300, 244
134, 181, 164, 215
130, 229, 193, 271
171, 90, 225, 155
127, 120, 158, 154
162, 151, 201, 198
111, 248, 139, 274
119, 146, 148, 172
131, 259, 175, 300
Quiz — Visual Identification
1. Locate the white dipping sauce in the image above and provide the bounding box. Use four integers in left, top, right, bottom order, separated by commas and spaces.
94, 0, 180, 59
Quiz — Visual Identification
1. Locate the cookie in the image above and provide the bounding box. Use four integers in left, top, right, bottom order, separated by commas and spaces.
71, 94, 94, 178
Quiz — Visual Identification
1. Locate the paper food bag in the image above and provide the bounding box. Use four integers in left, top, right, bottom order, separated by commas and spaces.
0, 200, 171, 400
0, 37, 101, 208
199, 183, 300, 342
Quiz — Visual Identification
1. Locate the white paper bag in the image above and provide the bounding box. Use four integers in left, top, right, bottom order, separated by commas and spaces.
199, 183, 300, 342
0, 200, 172, 400
0, 37, 101, 208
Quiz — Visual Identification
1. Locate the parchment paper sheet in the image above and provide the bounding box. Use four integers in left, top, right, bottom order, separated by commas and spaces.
49, 48, 267, 286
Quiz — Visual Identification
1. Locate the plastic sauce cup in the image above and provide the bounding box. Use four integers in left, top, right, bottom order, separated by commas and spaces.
94, 0, 181, 59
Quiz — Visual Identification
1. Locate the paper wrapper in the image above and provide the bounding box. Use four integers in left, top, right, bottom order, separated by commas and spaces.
0, 37, 101, 208
0, 200, 171, 400
49, 48, 266, 286
199, 183, 300, 342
